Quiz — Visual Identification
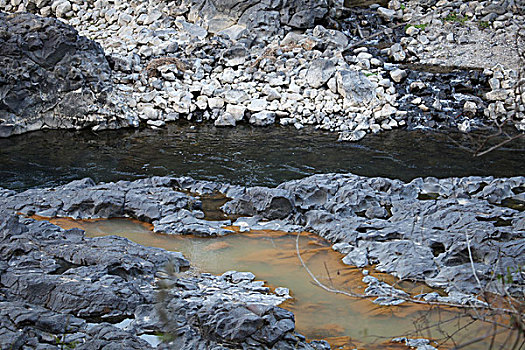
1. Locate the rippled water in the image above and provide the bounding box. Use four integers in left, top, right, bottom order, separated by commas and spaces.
1, 124, 524, 191
41, 217, 514, 349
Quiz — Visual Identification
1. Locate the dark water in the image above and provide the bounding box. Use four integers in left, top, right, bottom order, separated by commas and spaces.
1, 124, 524, 191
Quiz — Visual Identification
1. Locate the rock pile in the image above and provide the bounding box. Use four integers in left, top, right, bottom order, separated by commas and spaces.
1, 0, 523, 138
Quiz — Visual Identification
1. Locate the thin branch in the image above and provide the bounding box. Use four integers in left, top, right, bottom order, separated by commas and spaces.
464, 231, 482, 289
451, 328, 508, 350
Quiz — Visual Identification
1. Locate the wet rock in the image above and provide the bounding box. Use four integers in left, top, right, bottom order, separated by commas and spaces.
214, 112, 237, 127
342, 247, 368, 268
222, 187, 295, 220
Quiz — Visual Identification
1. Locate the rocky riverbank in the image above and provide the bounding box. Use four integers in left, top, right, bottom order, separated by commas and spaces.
0, 189, 326, 349
0, 173, 523, 348
1, 0, 524, 138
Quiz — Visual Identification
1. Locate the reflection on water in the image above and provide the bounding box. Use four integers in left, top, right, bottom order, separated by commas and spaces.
1, 124, 524, 191
41, 217, 515, 349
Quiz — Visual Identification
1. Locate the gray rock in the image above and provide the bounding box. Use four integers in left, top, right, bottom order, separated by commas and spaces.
336, 70, 377, 106
0, 12, 138, 138
342, 247, 368, 268
338, 130, 367, 141
306, 58, 336, 88
390, 69, 407, 83
224, 89, 249, 104
182, 0, 328, 36
221, 44, 249, 67
214, 112, 237, 127
377, 7, 396, 21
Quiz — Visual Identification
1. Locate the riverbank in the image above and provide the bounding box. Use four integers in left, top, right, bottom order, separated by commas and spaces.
1, 173, 523, 347
1, 0, 524, 138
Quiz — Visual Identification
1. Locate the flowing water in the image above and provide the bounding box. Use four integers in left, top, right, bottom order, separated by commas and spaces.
1, 124, 524, 191
41, 217, 514, 349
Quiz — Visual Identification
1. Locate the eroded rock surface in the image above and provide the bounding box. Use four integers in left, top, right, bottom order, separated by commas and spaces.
2, 173, 524, 299
0, 12, 138, 137
0, 184, 321, 349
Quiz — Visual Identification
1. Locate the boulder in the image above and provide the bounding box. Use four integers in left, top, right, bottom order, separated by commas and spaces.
179, 0, 329, 36
336, 70, 377, 106
306, 58, 336, 88
0, 12, 138, 137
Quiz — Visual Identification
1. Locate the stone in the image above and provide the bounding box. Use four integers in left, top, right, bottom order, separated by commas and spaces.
389, 43, 406, 62
390, 69, 407, 83
214, 112, 236, 127
221, 44, 249, 67
377, 7, 396, 21
336, 70, 377, 106
485, 89, 508, 101
463, 101, 477, 114
306, 58, 336, 88
147, 120, 165, 128
338, 130, 366, 141
208, 97, 225, 109
225, 104, 246, 121
54, 0, 71, 18
247, 99, 268, 112
175, 19, 208, 40
342, 247, 368, 267
217, 25, 248, 41
249, 111, 276, 127
224, 90, 249, 104
0, 12, 138, 138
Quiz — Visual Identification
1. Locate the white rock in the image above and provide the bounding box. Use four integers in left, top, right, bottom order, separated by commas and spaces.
378, 7, 396, 21
147, 119, 165, 128
390, 69, 407, 83
224, 89, 249, 104
488, 78, 501, 90
208, 97, 225, 109
54, 0, 71, 18
406, 26, 420, 36
380, 103, 397, 117
370, 123, 381, 133
196, 95, 208, 110
458, 120, 471, 133
485, 89, 508, 101
411, 97, 422, 104
139, 105, 159, 120
217, 25, 248, 41
245, 98, 267, 112
338, 130, 366, 142
214, 113, 236, 127
249, 111, 275, 126
225, 104, 246, 121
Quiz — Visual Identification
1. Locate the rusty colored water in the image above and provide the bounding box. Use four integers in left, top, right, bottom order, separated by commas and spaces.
41, 217, 517, 349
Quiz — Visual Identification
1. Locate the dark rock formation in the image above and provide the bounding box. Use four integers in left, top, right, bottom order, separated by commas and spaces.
0, 12, 138, 138
0, 184, 321, 349
3, 173, 524, 297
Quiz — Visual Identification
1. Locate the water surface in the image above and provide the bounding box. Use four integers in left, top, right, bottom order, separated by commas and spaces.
43, 217, 514, 349
1, 124, 523, 191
